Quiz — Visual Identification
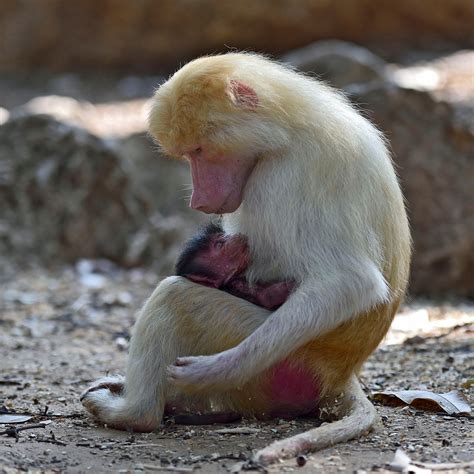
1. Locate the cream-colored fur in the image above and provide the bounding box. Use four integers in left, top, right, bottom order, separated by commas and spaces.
81, 53, 411, 464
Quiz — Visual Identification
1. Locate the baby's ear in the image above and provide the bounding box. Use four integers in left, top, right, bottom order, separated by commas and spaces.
227, 80, 259, 108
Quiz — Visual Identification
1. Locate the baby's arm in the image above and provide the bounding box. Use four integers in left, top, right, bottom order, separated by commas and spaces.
225, 279, 296, 310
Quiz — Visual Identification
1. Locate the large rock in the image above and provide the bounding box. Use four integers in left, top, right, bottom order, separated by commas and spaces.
0, 114, 147, 264
117, 132, 196, 217
1, 0, 473, 72
0, 114, 199, 273
350, 84, 474, 297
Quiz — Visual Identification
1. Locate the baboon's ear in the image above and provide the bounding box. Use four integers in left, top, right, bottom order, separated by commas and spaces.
228, 79, 259, 109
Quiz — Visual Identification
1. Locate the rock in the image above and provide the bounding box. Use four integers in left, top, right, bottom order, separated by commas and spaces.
1, 1, 473, 72
282, 40, 387, 88
0, 114, 148, 264
117, 132, 197, 217
350, 84, 474, 297
0, 114, 198, 272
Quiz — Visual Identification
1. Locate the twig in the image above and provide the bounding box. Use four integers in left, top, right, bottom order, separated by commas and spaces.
103, 443, 165, 449
0, 423, 47, 439
140, 465, 194, 473
37, 437, 67, 446
0, 407, 83, 419
40, 412, 83, 419
412, 460, 474, 470
44, 438, 67, 446
212, 454, 246, 461
214, 427, 261, 435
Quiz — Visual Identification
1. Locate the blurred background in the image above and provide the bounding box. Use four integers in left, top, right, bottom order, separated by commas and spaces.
0, 0, 473, 297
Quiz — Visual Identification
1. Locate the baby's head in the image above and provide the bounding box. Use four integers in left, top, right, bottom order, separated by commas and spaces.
175, 223, 249, 287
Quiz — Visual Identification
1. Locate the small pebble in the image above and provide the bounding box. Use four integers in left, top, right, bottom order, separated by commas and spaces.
296, 454, 307, 467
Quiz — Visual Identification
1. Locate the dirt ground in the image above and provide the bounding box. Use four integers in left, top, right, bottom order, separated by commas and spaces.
0, 264, 473, 473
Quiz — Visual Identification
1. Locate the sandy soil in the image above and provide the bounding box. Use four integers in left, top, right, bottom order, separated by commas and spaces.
0, 265, 473, 473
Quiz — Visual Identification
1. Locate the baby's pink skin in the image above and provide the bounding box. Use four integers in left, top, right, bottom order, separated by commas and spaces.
184, 232, 296, 311
226, 279, 296, 310
187, 233, 250, 288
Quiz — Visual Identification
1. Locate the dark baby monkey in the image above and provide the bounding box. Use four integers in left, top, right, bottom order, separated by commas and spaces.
176, 223, 295, 310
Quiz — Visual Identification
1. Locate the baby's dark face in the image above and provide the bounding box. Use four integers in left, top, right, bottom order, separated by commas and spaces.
195, 233, 250, 285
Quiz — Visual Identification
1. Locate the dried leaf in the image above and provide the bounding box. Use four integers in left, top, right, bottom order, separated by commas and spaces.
0, 414, 32, 424
373, 389, 471, 415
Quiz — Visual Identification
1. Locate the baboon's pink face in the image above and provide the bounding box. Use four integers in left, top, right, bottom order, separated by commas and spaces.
150, 73, 261, 215
184, 147, 257, 214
